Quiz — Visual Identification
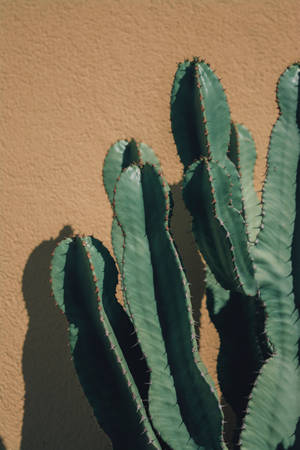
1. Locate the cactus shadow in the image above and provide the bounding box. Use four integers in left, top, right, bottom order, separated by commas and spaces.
21, 226, 112, 450
0, 437, 6, 450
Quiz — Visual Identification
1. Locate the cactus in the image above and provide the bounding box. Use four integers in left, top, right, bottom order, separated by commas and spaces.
50, 60, 300, 449
51, 139, 225, 449
171, 58, 300, 449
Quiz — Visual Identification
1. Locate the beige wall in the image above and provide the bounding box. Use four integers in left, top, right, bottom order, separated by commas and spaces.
1, 0, 299, 448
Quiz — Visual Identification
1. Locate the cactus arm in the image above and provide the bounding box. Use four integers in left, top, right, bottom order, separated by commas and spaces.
229, 123, 262, 243
240, 64, 300, 450
210, 160, 256, 295
253, 64, 300, 357
102, 140, 130, 314
183, 159, 256, 296
183, 160, 236, 289
141, 163, 225, 449
170, 59, 231, 168
170, 60, 199, 168
103, 139, 161, 316
114, 165, 202, 449
50, 237, 160, 450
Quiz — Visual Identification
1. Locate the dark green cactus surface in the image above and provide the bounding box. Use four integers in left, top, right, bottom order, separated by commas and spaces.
50, 60, 300, 449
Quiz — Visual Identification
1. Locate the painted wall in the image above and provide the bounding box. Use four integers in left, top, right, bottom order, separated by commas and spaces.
1, 0, 299, 448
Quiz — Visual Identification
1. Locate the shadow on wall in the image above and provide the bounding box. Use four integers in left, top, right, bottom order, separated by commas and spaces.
21, 225, 112, 450
0, 437, 6, 450
21, 186, 235, 449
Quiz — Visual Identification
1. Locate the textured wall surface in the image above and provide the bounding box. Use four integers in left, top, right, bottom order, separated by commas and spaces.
1, 0, 299, 448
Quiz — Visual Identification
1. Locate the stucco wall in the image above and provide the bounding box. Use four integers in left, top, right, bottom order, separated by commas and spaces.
1, 0, 299, 448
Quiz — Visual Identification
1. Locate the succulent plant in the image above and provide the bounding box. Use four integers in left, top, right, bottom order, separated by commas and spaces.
50, 140, 225, 449
171, 58, 300, 449
50, 60, 300, 449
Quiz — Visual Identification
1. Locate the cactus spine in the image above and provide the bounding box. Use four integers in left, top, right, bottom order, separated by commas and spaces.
50, 60, 300, 449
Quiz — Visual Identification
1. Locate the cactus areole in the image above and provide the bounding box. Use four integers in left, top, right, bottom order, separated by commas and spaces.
50, 60, 300, 449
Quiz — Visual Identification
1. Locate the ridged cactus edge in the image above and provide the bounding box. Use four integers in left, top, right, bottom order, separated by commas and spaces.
50, 60, 300, 450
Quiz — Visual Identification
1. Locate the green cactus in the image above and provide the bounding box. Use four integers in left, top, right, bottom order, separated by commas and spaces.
51, 139, 225, 449
50, 60, 300, 449
171, 58, 300, 449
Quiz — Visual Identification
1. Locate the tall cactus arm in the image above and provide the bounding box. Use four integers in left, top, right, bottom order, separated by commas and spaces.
141, 163, 225, 449
253, 64, 300, 358
113, 165, 201, 450
170, 60, 200, 168
183, 160, 236, 290
50, 236, 161, 450
240, 64, 300, 450
183, 158, 256, 296
103, 139, 161, 316
228, 123, 262, 243
209, 160, 255, 295
170, 59, 231, 168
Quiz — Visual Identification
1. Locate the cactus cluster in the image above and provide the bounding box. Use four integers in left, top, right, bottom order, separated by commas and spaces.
50, 59, 300, 449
